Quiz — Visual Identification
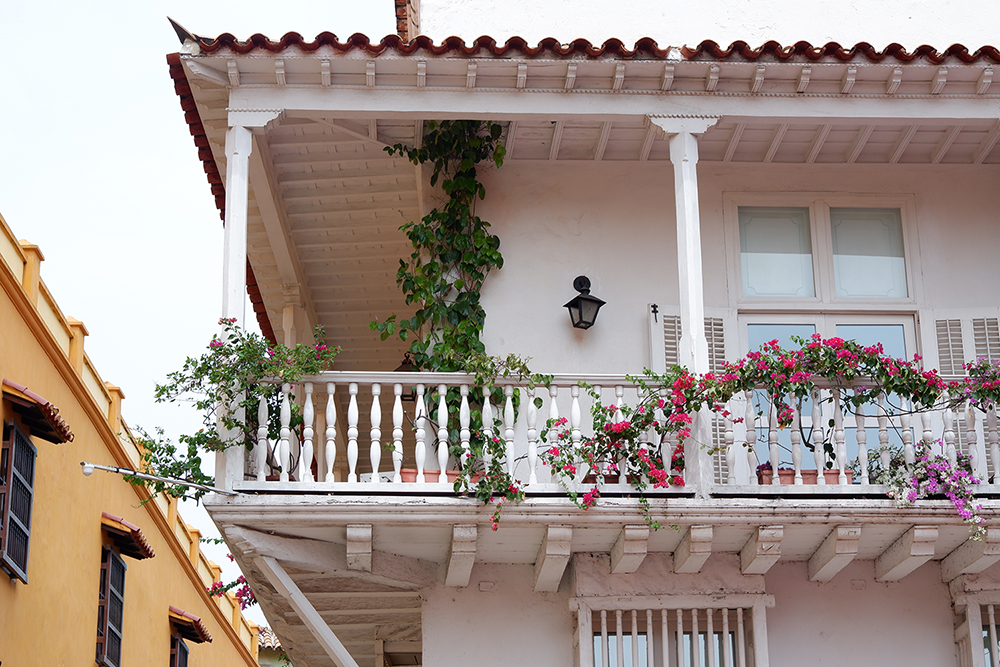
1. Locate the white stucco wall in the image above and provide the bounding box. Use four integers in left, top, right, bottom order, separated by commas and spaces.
476, 161, 1000, 374
420, 0, 992, 51
764, 560, 956, 667
422, 563, 575, 666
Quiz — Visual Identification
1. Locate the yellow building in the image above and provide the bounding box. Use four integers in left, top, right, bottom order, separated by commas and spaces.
0, 211, 259, 667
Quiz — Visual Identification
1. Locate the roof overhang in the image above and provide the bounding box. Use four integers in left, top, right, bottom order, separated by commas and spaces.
3, 379, 74, 444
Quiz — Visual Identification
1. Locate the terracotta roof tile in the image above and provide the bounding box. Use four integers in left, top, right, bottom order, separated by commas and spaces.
101, 512, 155, 560
169, 605, 213, 643
2, 379, 74, 444
258, 627, 282, 650
190, 32, 1000, 64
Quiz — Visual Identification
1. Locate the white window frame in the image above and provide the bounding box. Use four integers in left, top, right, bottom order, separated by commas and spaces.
736, 312, 919, 359
723, 193, 923, 312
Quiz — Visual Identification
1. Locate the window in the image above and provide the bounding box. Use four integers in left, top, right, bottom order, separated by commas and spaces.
97, 546, 127, 667
0, 420, 36, 584
727, 195, 918, 306
170, 635, 189, 667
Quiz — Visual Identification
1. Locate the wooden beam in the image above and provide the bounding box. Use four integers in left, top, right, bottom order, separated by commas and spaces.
796, 66, 811, 93
346, 524, 372, 572
889, 125, 918, 163
932, 67, 948, 94
977, 67, 994, 95
751, 65, 765, 93
740, 525, 783, 575
941, 528, 1000, 582
639, 125, 656, 161
550, 120, 565, 161
674, 525, 712, 574
705, 64, 720, 92
533, 525, 572, 592
875, 525, 938, 581
444, 524, 478, 587
227, 59, 240, 87
973, 119, 1000, 164
723, 123, 745, 162
594, 121, 612, 161
565, 63, 577, 91
763, 123, 788, 163
256, 556, 361, 667
841, 66, 857, 94
808, 525, 861, 582
846, 124, 875, 163
805, 124, 831, 163
613, 63, 626, 91
886, 67, 902, 94
932, 125, 962, 164
610, 525, 649, 574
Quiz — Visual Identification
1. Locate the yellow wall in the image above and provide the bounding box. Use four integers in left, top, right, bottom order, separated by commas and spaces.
0, 212, 258, 667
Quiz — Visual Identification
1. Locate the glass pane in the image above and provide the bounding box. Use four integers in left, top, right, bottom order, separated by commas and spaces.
831, 208, 907, 298
740, 207, 815, 297
836, 324, 907, 415
747, 324, 817, 470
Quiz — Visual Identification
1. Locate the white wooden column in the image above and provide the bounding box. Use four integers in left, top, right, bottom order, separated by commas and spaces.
659, 118, 719, 498
216, 123, 254, 492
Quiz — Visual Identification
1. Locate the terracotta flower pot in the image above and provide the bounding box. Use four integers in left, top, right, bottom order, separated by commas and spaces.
757, 469, 853, 485
399, 468, 481, 483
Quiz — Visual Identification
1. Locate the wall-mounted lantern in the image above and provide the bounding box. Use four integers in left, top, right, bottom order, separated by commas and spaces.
394, 352, 416, 402
563, 276, 605, 330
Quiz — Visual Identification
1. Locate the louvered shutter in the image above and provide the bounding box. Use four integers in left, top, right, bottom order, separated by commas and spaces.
649, 306, 732, 483
98, 547, 127, 667
171, 636, 190, 667
0, 421, 37, 584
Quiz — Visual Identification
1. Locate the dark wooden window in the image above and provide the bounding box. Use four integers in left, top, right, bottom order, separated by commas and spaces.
0, 420, 36, 584
97, 546, 127, 667
170, 635, 189, 667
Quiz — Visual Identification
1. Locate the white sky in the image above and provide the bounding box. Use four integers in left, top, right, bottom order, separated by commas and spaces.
0, 0, 992, 633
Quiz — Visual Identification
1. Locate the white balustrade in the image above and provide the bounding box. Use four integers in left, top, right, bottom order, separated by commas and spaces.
482, 386, 494, 472
229, 371, 999, 496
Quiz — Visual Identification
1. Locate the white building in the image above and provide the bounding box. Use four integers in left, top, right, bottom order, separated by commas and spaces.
167, 3, 1000, 665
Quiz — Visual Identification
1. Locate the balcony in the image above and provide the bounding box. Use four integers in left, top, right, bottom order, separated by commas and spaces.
226, 370, 1000, 499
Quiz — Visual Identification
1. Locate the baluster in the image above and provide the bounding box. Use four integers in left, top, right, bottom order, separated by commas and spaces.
736, 608, 746, 667
571, 385, 585, 481
921, 409, 934, 449
594, 385, 604, 476
437, 384, 450, 483
369, 384, 382, 483
548, 386, 561, 478
504, 385, 516, 477
706, 607, 715, 667
615, 385, 626, 478
878, 394, 890, 473
392, 384, 404, 483
768, 401, 780, 485
989, 604, 1000, 667
901, 398, 915, 468
745, 391, 758, 485
256, 395, 268, 482
675, 609, 684, 667
944, 401, 958, 466
656, 387, 668, 475
855, 389, 869, 484
279, 383, 291, 482
630, 609, 639, 667
812, 388, 826, 485
600, 610, 609, 667
346, 383, 359, 483
725, 398, 736, 485
526, 386, 538, 484
301, 382, 314, 483
459, 385, 471, 471
482, 387, 494, 472
967, 403, 982, 479
646, 609, 654, 667
325, 383, 337, 482
790, 396, 803, 485
833, 389, 847, 485
722, 608, 732, 667
692, 609, 701, 667
614, 609, 623, 667
660, 610, 669, 667
989, 406, 999, 484
415, 385, 427, 483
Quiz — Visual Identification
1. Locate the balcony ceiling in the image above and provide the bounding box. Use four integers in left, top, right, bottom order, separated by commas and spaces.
173, 46, 1000, 361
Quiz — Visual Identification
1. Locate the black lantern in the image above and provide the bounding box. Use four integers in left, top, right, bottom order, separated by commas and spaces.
563, 276, 606, 330
394, 352, 416, 402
